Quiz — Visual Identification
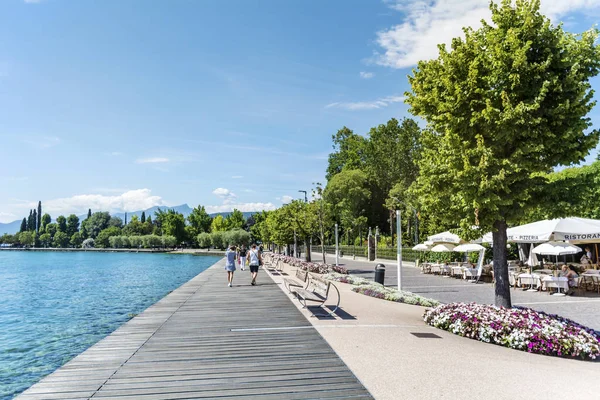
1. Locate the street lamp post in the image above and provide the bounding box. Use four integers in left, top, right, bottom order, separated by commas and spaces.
397, 210, 402, 291
298, 190, 308, 203
391, 197, 403, 291
335, 223, 339, 267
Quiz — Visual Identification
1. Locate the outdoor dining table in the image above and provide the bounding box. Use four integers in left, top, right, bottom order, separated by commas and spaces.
580, 272, 600, 293
430, 264, 441, 274
451, 266, 464, 278
542, 276, 569, 296
440, 264, 452, 276
517, 273, 543, 291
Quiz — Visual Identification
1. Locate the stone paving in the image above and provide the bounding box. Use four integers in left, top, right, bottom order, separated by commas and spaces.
312, 252, 600, 331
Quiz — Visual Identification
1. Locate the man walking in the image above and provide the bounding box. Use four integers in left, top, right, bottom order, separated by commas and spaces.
248, 243, 262, 286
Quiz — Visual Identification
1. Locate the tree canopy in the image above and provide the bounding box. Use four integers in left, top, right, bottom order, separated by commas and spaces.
405, 0, 600, 306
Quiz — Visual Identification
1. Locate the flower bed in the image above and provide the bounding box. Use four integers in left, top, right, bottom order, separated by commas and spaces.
324, 272, 371, 286
424, 303, 600, 360
353, 283, 441, 307
269, 254, 348, 275
324, 272, 440, 307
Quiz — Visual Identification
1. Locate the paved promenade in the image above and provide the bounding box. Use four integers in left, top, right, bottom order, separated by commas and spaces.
312, 252, 600, 331
17, 260, 372, 399
268, 260, 600, 400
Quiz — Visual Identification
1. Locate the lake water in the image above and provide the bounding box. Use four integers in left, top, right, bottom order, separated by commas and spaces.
0, 251, 220, 399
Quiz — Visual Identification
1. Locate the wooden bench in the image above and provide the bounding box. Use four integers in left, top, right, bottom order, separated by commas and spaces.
266, 257, 284, 274
283, 268, 308, 293
292, 273, 340, 317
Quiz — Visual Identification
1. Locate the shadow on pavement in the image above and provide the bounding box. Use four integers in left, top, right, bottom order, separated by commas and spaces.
307, 305, 357, 320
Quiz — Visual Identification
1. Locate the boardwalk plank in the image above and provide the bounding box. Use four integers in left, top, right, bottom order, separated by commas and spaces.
17, 260, 372, 399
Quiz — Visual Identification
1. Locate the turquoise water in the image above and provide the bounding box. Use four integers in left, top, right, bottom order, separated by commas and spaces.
0, 251, 220, 399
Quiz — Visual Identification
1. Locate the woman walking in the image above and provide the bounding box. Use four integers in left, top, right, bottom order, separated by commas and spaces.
239, 245, 248, 271
248, 243, 262, 286
225, 245, 237, 287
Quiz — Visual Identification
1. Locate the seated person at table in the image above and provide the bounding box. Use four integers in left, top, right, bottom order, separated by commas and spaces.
561, 265, 579, 295
580, 254, 592, 267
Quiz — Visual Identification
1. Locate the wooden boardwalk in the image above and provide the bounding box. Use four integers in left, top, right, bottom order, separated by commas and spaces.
17, 260, 372, 400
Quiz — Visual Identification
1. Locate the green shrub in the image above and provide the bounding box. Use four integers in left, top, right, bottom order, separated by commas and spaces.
129, 236, 142, 248
162, 235, 176, 248
211, 231, 225, 249
197, 232, 211, 248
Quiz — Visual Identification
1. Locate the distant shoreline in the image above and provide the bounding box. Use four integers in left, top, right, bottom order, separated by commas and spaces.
0, 247, 226, 256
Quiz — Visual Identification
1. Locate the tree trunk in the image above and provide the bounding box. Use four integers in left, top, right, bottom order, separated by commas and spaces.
304, 236, 311, 262
492, 219, 512, 308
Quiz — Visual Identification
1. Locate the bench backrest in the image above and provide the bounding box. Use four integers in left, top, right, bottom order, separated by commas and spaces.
296, 268, 308, 282
307, 273, 330, 298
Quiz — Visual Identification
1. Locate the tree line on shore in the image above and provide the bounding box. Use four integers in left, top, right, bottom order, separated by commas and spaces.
0, 205, 258, 249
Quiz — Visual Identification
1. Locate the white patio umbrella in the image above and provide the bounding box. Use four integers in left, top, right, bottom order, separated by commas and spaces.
412, 243, 430, 251
412, 243, 430, 268
430, 243, 456, 252
526, 243, 538, 267
481, 217, 600, 244
532, 242, 582, 266
428, 231, 464, 244
453, 243, 485, 252
532, 242, 582, 256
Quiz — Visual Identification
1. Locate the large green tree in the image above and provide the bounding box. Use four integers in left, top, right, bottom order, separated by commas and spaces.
19, 231, 35, 247
405, 0, 600, 307
96, 226, 122, 248
66, 214, 80, 237
154, 209, 186, 243
225, 209, 246, 230
366, 118, 422, 230
37, 201, 42, 233
187, 205, 213, 237
56, 215, 67, 233
324, 169, 371, 245
311, 183, 333, 263
53, 231, 69, 248
326, 127, 368, 180
27, 210, 35, 231
210, 215, 227, 232
40, 213, 51, 233
45, 223, 58, 237
81, 212, 111, 239
39, 233, 51, 247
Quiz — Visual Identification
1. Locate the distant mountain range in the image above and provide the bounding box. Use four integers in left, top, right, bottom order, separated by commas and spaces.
0, 204, 257, 235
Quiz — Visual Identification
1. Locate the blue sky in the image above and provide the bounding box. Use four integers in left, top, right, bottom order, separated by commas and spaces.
1, 0, 600, 222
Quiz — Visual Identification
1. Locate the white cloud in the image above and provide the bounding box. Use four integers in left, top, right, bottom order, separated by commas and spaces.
32, 189, 166, 216
205, 203, 277, 214
0, 212, 17, 223
375, 0, 600, 69
325, 95, 405, 110
281, 195, 294, 203
136, 157, 169, 164
212, 187, 237, 204
360, 71, 375, 79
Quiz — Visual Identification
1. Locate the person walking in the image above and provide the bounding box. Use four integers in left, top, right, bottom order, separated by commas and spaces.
239, 245, 248, 271
248, 243, 262, 286
225, 245, 237, 287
